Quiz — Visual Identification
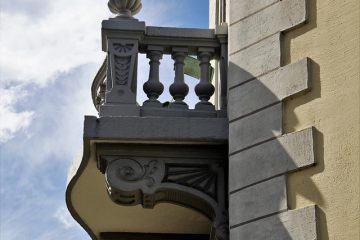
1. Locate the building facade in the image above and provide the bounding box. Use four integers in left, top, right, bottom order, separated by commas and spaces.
66, 0, 360, 239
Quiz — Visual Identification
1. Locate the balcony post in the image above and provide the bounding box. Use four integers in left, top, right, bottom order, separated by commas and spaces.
99, 0, 145, 117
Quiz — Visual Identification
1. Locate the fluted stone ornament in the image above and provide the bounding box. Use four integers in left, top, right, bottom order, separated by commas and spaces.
108, 0, 142, 18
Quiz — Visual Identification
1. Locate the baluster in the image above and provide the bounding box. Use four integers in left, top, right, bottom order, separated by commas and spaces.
195, 48, 215, 111
169, 48, 189, 109
143, 46, 164, 107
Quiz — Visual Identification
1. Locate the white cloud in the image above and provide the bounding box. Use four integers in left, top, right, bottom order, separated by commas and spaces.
0, 86, 34, 143
0, 64, 98, 164
0, 0, 180, 86
54, 206, 78, 229
0, 0, 108, 86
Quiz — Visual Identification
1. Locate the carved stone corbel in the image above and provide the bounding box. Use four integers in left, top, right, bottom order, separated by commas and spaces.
97, 144, 229, 240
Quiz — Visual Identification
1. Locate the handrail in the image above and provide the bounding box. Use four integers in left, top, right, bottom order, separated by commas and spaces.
91, 57, 107, 111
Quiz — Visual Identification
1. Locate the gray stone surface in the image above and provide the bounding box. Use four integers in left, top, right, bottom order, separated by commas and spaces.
100, 105, 140, 117
229, 0, 307, 52
146, 26, 216, 38
84, 116, 228, 143
229, 127, 315, 192
228, 34, 281, 88
229, 58, 311, 121
102, 18, 146, 31
230, 206, 317, 240
229, 176, 287, 226
102, 19, 146, 51
229, 0, 278, 24
229, 103, 282, 154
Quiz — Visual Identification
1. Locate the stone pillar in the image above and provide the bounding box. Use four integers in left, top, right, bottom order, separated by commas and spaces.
99, 0, 145, 117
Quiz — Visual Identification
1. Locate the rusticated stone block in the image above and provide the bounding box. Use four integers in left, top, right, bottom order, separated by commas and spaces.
228, 34, 281, 88
229, 103, 282, 154
229, 0, 279, 24
230, 206, 317, 240
229, 58, 311, 121
229, 127, 315, 191
229, 176, 287, 226
230, 0, 307, 52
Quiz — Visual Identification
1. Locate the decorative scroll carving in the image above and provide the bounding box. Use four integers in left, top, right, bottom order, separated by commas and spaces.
100, 154, 229, 240
105, 158, 165, 208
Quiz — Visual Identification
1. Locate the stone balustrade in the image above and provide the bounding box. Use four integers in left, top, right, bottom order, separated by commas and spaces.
92, 14, 228, 117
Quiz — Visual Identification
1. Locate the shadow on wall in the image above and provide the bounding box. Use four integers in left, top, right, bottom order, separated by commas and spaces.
228, 58, 327, 239
285, 62, 330, 240
228, 0, 331, 238
282, 0, 318, 66
283, 0, 329, 238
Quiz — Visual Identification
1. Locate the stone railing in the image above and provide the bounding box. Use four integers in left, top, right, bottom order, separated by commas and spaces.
92, 1, 228, 117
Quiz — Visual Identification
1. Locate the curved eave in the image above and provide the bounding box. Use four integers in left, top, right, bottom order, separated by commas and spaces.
66, 140, 212, 239
66, 115, 227, 239
66, 138, 97, 239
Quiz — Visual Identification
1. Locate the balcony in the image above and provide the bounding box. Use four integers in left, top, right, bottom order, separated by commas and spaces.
92, 17, 228, 117
66, 1, 229, 240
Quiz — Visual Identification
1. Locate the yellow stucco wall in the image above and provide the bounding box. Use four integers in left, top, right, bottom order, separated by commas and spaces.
283, 0, 360, 239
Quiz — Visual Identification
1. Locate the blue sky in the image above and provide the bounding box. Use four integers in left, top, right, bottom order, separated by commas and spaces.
0, 0, 208, 239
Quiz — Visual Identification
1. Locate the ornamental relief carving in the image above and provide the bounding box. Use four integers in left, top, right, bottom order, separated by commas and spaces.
113, 43, 134, 54
114, 56, 131, 85
165, 163, 219, 200
104, 39, 138, 103
110, 41, 137, 56
99, 152, 228, 240
105, 158, 165, 194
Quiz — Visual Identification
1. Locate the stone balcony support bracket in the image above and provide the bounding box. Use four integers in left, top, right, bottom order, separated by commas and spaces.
85, 115, 229, 240
97, 149, 229, 240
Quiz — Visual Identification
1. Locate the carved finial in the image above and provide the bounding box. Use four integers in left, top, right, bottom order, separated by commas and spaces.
108, 0, 142, 19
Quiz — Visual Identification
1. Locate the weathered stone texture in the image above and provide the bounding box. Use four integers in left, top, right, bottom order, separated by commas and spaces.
229, 103, 282, 154
228, 34, 281, 88
229, 58, 311, 121
229, 176, 287, 226
230, 206, 317, 240
229, 0, 307, 52
229, 128, 315, 191
229, 0, 279, 24
84, 116, 228, 143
